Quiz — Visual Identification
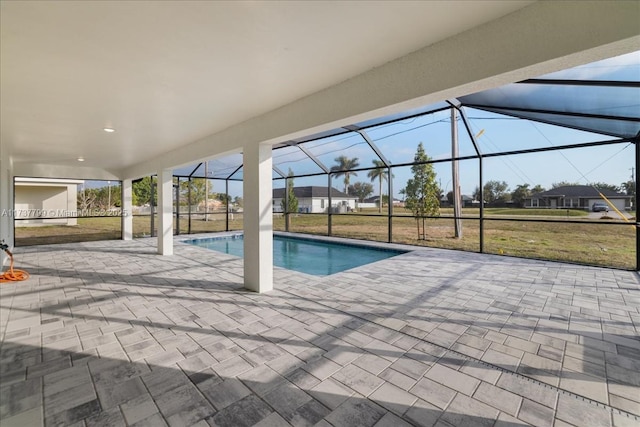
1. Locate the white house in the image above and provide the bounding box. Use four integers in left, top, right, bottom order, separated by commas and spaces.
273, 186, 357, 213
14, 178, 83, 226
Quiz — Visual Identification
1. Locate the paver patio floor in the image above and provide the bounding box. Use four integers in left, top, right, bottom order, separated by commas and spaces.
1, 234, 639, 427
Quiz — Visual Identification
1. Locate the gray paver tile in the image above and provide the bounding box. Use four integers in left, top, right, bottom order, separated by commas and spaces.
237, 364, 287, 396
302, 357, 342, 380
212, 355, 253, 378
332, 364, 385, 397
459, 360, 501, 384
409, 377, 456, 410
496, 374, 558, 409
0, 406, 43, 427
517, 398, 555, 427
263, 382, 312, 419
286, 399, 330, 426
155, 383, 215, 426
84, 406, 126, 427
555, 393, 612, 427
310, 378, 355, 410
130, 412, 169, 427
177, 350, 217, 373
352, 353, 393, 376
207, 394, 272, 427
0, 377, 42, 418
481, 348, 521, 372
379, 367, 417, 391
142, 367, 192, 397
199, 377, 251, 410
440, 393, 499, 427
388, 356, 430, 380
473, 382, 522, 416
424, 363, 480, 396
120, 394, 160, 425
44, 380, 96, 417
609, 393, 640, 415
612, 412, 640, 427
44, 398, 101, 427
559, 369, 608, 403
95, 376, 146, 409
253, 412, 291, 427
369, 382, 417, 416
404, 399, 442, 427
324, 397, 387, 427
373, 411, 413, 427
286, 367, 322, 390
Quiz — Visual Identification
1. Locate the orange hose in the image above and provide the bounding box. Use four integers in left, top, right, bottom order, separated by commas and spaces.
0, 249, 29, 283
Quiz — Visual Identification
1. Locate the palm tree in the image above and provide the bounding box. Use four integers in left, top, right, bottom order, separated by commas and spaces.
331, 156, 360, 195
367, 160, 391, 213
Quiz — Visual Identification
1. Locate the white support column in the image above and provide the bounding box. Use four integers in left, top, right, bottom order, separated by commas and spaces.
122, 179, 133, 240
0, 146, 13, 268
243, 143, 273, 293
157, 169, 173, 255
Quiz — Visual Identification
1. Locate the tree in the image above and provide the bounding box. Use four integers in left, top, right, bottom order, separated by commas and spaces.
331, 156, 360, 195
77, 186, 96, 210
591, 182, 621, 193
367, 160, 392, 213
348, 182, 374, 203
281, 169, 298, 229
446, 191, 454, 205
472, 186, 481, 202
133, 176, 153, 206
551, 181, 580, 189
620, 180, 636, 210
511, 183, 531, 208
214, 193, 230, 205
483, 180, 510, 205
404, 143, 440, 239
188, 178, 213, 207
531, 184, 545, 194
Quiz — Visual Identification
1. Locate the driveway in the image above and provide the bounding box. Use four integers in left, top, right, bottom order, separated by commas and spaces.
587, 209, 634, 220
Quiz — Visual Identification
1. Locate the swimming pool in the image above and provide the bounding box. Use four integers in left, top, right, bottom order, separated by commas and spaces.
184, 234, 407, 276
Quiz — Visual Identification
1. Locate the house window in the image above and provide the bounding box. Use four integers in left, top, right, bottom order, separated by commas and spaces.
321, 199, 325, 209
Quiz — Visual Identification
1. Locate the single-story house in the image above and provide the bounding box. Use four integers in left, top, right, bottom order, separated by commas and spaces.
14, 177, 83, 226
525, 185, 632, 211
273, 186, 357, 213
440, 194, 480, 208
360, 196, 404, 209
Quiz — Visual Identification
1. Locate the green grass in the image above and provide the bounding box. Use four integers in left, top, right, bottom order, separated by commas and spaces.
14, 208, 637, 270
357, 207, 590, 217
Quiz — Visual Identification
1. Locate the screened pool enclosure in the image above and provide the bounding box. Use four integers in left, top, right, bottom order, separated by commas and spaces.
14, 53, 639, 270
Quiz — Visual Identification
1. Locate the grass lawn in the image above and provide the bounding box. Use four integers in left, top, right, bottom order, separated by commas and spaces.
14, 208, 637, 270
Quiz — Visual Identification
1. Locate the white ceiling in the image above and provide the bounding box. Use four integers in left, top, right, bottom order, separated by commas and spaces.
1, 1, 534, 173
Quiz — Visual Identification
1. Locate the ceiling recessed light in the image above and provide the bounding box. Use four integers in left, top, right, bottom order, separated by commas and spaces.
77, 157, 85, 162
103, 127, 115, 133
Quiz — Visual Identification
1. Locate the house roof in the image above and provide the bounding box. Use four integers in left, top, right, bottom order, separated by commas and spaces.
363, 196, 402, 203
273, 186, 355, 199
531, 185, 630, 199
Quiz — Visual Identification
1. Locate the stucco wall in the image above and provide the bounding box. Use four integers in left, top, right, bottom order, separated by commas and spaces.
15, 184, 78, 226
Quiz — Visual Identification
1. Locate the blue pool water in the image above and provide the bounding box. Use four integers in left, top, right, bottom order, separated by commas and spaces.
184, 234, 406, 276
